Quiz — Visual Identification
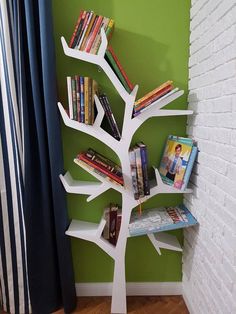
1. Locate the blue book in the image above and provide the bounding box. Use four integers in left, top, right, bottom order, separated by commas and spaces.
181, 145, 198, 191
79, 76, 85, 123
137, 142, 150, 195
129, 204, 198, 237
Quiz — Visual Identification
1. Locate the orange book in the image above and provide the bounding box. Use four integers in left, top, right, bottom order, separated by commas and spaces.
134, 85, 173, 112
134, 81, 173, 106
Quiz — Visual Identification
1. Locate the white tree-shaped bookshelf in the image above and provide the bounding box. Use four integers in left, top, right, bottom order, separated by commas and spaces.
58, 29, 193, 314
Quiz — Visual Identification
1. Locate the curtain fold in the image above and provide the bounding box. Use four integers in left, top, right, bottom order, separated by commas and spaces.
0, 0, 76, 313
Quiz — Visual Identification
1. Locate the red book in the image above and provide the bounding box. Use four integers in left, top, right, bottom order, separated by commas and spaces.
78, 153, 124, 185
85, 15, 103, 52
134, 85, 173, 112
69, 11, 85, 48
107, 45, 134, 91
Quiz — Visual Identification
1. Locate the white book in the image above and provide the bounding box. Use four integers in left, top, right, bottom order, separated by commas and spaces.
67, 76, 73, 119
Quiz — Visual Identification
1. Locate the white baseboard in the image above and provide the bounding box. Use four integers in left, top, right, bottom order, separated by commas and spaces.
75, 282, 182, 296
182, 289, 194, 314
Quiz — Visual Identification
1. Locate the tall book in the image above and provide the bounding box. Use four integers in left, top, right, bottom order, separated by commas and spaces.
181, 144, 198, 191
129, 148, 139, 200
67, 76, 73, 119
137, 142, 150, 195
99, 94, 121, 140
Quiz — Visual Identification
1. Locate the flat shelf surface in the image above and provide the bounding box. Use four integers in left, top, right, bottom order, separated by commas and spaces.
66, 219, 101, 238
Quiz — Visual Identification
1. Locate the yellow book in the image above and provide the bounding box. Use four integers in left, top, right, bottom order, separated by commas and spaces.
84, 77, 89, 124
134, 80, 173, 106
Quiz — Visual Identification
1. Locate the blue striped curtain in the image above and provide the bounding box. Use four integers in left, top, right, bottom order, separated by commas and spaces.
0, 1, 76, 313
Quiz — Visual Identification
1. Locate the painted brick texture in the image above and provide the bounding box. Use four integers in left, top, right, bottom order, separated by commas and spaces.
183, 1, 236, 314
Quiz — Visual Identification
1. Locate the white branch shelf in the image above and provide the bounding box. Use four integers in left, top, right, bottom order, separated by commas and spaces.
66, 219, 116, 259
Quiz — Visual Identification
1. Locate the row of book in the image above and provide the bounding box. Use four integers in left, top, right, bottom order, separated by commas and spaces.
67, 76, 98, 124
159, 135, 198, 190
74, 148, 124, 186
102, 203, 121, 245
128, 204, 198, 236
69, 10, 114, 54
133, 80, 178, 117
129, 142, 150, 200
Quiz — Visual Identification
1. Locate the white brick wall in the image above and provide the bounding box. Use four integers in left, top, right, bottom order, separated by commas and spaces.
183, 1, 236, 313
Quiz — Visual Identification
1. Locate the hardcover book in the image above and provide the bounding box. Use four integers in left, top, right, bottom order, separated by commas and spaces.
159, 135, 194, 190
129, 204, 198, 237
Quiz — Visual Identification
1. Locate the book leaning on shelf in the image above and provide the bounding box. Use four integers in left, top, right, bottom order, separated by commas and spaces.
132, 80, 180, 117
69, 10, 115, 54
98, 93, 121, 140
129, 204, 198, 237
74, 148, 124, 186
159, 135, 198, 190
67, 75, 98, 124
102, 203, 122, 245
129, 142, 150, 200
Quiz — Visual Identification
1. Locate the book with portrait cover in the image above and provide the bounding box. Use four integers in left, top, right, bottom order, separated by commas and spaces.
129, 204, 198, 237
159, 135, 194, 190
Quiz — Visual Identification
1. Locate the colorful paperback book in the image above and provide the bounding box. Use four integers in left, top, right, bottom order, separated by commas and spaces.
129, 204, 198, 237
159, 135, 193, 190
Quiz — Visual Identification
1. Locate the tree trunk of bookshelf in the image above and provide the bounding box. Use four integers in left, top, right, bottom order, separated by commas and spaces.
111, 196, 133, 314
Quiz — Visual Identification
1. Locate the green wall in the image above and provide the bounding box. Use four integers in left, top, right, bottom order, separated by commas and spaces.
52, 0, 190, 282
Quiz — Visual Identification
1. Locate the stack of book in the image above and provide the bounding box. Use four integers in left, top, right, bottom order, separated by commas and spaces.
159, 135, 198, 190
133, 81, 178, 117
129, 142, 150, 200
69, 10, 114, 54
67, 76, 98, 124
98, 93, 121, 140
105, 45, 134, 93
74, 148, 124, 186
102, 203, 122, 245
128, 204, 198, 237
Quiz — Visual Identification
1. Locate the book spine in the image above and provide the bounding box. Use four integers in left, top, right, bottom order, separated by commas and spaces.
138, 144, 150, 195
134, 146, 144, 198
79, 77, 85, 123
134, 80, 173, 106
107, 45, 134, 91
75, 11, 93, 49
74, 11, 90, 49
91, 80, 98, 123
71, 77, 77, 120
66, 76, 73, 119
116, 209, 122, 243
74, 158, 123, 186
105, 19, 115, 42
85, 15, 103, 52
87, 148, 122, 174
181, 146, 198, 191
84, 77, 89, 124
109, 204, 118, 245
129, 148, 139, 200
133, 88, 179, 117
87, 78, 93, 124
75, 75, 80, 122
85, 150, 122, 177
102, 208, 110, 240
99, 94, 121, 140
105, 49, 131, 93
80, 13, 96, 51
78, 154, 124, 185
69, 10, 85, 48
134, 85, 173, 111
90, 17, 110, 54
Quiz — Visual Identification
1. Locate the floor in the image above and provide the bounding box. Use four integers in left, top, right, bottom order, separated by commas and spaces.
54, 296, 189, 314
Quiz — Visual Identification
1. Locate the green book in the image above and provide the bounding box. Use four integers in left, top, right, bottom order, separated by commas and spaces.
105, 49, 131, 93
